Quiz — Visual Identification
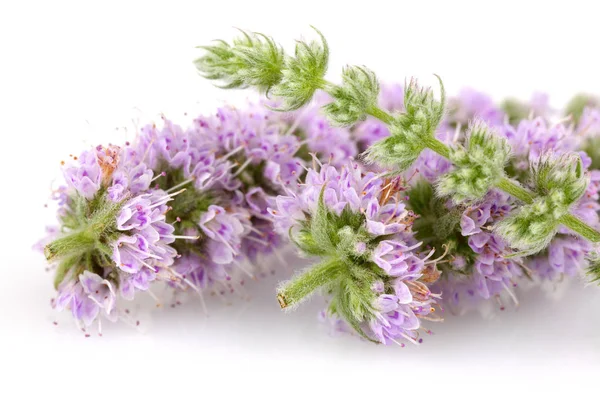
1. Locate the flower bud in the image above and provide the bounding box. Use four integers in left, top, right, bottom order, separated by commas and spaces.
270, 27, 329, 110
323, 65, 380, 126
363, 76, 446, 171
496, 152, 590, 255
437, 119, 511, 203
195, 30, 285, 93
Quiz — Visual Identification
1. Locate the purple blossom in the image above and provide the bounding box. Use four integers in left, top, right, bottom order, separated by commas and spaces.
500, 117, 575, 162
191, 104, 305, 187
271, 161, 439, 345
199, 205, 248, 264
447, 88, 505, 128
62, 150, 102, 199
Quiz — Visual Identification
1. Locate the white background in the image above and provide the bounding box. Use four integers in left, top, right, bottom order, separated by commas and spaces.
1, 1, 600, 398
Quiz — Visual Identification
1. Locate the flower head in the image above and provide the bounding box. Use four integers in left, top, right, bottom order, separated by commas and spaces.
44, 147, 182, 327
271, 161, 440, 344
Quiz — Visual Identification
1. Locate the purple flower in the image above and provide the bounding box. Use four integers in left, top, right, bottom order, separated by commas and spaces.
447, 88, 505, 128
191, 104, 305, 187
62, 144, 155, 202
272, 161, 439, 345
79, 271, 117, 319
55, 280, 100, 326
199, 205, 247, 264
501, 117, 575, 162
62, 150, 102, 199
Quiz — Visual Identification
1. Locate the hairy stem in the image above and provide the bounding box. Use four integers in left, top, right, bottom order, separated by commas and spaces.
277, 258, 342, 308
496, 177, 535, 204
423, 136, 451, 159
558, 214, 600, 242
44, 229, 97, 261
366, 105, 395, 125
365, 106, 600, 243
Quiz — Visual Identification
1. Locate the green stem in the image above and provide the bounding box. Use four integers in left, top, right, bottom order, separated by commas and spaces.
277, 258, 342, 309
325, 81, 600, 244
496, 177, 535, 204
423, 137, 451, 159
558, 214, 600, 243
44, 229, 96, 261
366, 105, 395, 125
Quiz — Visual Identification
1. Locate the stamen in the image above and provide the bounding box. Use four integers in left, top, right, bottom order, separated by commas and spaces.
423, 244, 450, 265
126, 252, 157, 272
495, 295, 506, 311
124, 243, 161, 259
419, 315, 444, 322
214, 232, 239, 256
247, 226, 267, 237
283, 106, 309, 136
166, 178, 194, 194
233, 259, 255, 279
502, 281, 519, 307
151, 188, 187, 208
232, 158, 253, 178
172, 235, 201, 240
528, 109, 535, 120
245, 235, 270, 247
222, 145, 245, 159
554, 114, 572, 127
389, 337, 406, 348
147, 289, 162, 307
452, 122, 462, 143
167, 267, 208, 315
420, 247, 437, 262
141, 137, 156, 164
309, 153, 323, 170
399, 331, 420, 346
150, 171, 167, 183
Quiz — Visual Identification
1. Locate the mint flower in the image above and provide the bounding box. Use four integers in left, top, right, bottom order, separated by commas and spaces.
44, 145, 182, 328
270, 161, 440, 344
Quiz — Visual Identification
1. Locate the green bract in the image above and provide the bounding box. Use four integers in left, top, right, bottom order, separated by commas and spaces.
270, 27, 329, 111
531, 153, 589, 202
437, 120, 511, 204
586, 254, 600, 283
363, 77, 446, 171
496, 153, 589, 255
195, 30, 285, 93
323, 65, 380, 126
278, 189, 385, 341
44, 191, 124, 288
408, 180, 476, 266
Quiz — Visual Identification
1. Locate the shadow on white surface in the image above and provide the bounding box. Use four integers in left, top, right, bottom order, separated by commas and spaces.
12, 249, 600, 364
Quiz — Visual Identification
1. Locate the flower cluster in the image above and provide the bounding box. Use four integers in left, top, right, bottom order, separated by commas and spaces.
40, 96, 364, 330
270, 161, 441, 344
43, 145, 180, 328
35, 27, 600, 345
